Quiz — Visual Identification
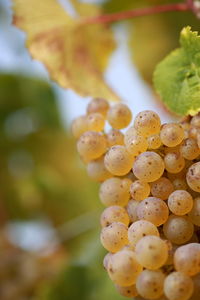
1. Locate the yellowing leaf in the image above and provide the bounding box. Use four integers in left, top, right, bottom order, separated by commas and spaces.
154, 27, 200, 116
12, 0, 119, 101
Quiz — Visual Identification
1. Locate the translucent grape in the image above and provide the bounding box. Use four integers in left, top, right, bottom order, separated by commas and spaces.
191, 113, 200, 128
186, 162, 200, 192
130, 180, 150, 201
125, 132, 148, 156
106, 129, 124, 147
104, 145, 133, 176
135, 236, 168, 270
188, 197, 200, 226
86, 156, 111, 182
136, 269, 165, 299
71, 115, 88, 139
128, 220, 159, 247
115, 284, 138, 298
172, 178, 188, 191
163, 215, 194, 245
150, 177, 174, 200
133, 152, 164, 182
189, 126, 200, 139
148, 134, 162, 149
107, 103, 132, 129
77, 131, 107, 161
174, 243, 200, 276
134, 110, 161, 137
164, 272, 194, 300
124, 127, 138, 145
180, 138, 200, 160
87, 97, 109, 117
99, 177, 131, 207
100, 222, 128, 252
160, 123, 184, 147
164, 151, 185, 174
126, 199, 139, 222
137, 197, 169, 226
86, 112, 105, 132
100, 206, 129, 227
108, 249, 143, 286
168, 190, 193, 216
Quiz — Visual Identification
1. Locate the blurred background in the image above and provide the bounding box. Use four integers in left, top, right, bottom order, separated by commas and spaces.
0, 0, 199, 299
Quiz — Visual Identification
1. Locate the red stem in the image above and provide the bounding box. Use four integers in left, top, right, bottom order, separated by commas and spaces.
81, 2, 191, 25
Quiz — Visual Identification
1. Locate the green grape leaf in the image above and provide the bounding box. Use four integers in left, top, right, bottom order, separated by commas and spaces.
153, 26, 200, 116
12, 0, 120, 101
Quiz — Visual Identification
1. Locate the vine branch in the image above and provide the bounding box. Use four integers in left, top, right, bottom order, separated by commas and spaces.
81, 1, 198, 25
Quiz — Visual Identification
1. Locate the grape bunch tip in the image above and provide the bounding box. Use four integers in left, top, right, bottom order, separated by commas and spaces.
72, 97, 200, 300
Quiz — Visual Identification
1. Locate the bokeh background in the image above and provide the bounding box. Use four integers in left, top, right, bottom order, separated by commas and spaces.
0, 0, 199, 299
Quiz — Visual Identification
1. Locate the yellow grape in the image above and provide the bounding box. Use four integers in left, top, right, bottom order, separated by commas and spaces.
186, 162, 200, 192
124, 126, 138, 144
148, 134, 162, 149
106, 129, 124, 147
99, 177, 131, 207
103, 252, 113, 270
77, 131, 107, 161
87, 97, 109, 117
107, 249, 143, 286
126, 199, 139, 223
107, 103, 132, 129
174, 243, 200, 276
71, 115, 88, 139
164, 272, 194, 300
100, 206, 129, 227
100, 222, 128, 252
115, 284, 138, 298
150, 177, 174, 200
133, 152, 164, 182
128, 220, 159, 247
136, 197, 169, 226
136, 269, 166, 300
104, 145, 133, 176
191, 113, 200, 128
188, 197, 200, 226
135, 235, 168, 270
160, 123, 184, 147
86, 112, 105, 132
168, 190, 193, 216
163, 215, 194, 245
164, 151, 185, 174
86, 156, 111, 182
130, 180, 150, 201
134, 110, 161, 137
125, 132, 148, 156
180, 138, 200, 160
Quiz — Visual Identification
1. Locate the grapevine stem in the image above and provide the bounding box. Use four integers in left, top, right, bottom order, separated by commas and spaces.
81, 2, 193, 25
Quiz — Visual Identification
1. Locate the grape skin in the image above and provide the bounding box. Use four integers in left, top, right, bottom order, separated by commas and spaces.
136, 269, 166, 299
106, 129, 124, 147
164, 151, 185, 174
126, 199, 139, 222
130, 180, 150, 201
86, 156, 112, 182
125, 133, 148, 157
160, 123, 184, 147
104, 145, 134, 176
100, 222, 128, 252
99, 177, 131, 207
180, 138, 200, 160
164, 271, 194, 300
148, 134, 162, 149
188, 197, 200, 226
86, 112, 105, 132
174, 243, 200, 276
163, 215, 194, 245
168, 190, 193, 216
186, 162, 200, 192
100, 206, 130, 227
128, 220, 159, 247
107, 103, 132, 129
133, 152, 164, 182
134, 110, 161, 137
150, 177, 174, 200
115, 284, 138, 298
137, 197, 169, 227
107, 249, 143, 286
135, 236, 168, 270
71, 115, 88, 139
87, 97, 109, 117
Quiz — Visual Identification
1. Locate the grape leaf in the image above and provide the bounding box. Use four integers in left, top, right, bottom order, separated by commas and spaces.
153, 27, 200, 116
12, 0, 120, 101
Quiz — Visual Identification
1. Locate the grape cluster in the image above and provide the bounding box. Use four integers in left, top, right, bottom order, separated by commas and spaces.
72, 98, 200, 300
